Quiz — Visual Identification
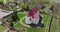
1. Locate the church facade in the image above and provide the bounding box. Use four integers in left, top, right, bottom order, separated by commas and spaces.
25, 7, 39, 25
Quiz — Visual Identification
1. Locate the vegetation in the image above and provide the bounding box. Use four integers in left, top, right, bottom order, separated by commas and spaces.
11, 7, 19, 21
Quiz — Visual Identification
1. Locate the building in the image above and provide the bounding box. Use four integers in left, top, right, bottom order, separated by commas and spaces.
25, 6, 39, 25
25, 1, 45, 25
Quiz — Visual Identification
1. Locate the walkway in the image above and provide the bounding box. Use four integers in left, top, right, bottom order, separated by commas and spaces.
19, 16, 31, 28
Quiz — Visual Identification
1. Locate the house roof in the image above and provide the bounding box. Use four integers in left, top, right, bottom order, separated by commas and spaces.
26, 6, 39, 18
0, 9, 13, 19
33, 13, 39, 19
25, 11, 31, 17
31, 7, 39, 14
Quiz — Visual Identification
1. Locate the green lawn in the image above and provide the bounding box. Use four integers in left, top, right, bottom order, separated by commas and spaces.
0, 0, 4, 2
0, 24, 7, 32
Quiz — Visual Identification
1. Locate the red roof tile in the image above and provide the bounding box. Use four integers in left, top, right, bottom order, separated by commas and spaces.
26, 6, 39, 17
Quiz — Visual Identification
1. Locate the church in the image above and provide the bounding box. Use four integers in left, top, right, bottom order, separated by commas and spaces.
25, 6, 39, 25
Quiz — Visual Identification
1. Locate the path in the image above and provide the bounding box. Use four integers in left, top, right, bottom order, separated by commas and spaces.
19, 16, 31, 28
44, 16, 51, 32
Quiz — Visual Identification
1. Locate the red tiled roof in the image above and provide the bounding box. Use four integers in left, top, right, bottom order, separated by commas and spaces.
26, 6, 39, 17
33, 14, 39, 19
25, 11, 31, 17
31, 7, 39, 14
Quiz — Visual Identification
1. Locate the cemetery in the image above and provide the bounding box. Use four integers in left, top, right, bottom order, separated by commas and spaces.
0, 0, 60, 32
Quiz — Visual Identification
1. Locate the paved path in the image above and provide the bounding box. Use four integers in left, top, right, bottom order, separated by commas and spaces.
19, 16, 31, 28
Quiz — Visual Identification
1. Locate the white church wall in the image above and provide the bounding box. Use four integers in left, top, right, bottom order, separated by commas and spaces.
32, 18, 39, 25
25, 16, 32, 24
25, 11, 39, 25
32, 11, 39, 25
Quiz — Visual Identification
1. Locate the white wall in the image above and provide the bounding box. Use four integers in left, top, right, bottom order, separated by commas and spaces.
32, 11, 39, 25
25, 16, 32, 24
25, 11, 39, 25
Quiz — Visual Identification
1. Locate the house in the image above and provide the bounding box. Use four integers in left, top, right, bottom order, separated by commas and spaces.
25, 1, 45, 25
25, 6, 39, 25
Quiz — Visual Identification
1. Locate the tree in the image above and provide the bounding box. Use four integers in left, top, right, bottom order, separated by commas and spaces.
11, 7, 19, 21
8, 2, 19, 21
21, 5, 29, 12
